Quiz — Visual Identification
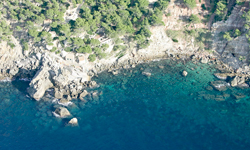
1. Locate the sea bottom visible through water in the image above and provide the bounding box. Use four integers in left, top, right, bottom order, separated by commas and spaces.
0, 59, 250, 150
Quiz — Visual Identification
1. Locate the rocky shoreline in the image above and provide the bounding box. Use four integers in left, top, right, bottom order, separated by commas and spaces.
1, 49, 250, 101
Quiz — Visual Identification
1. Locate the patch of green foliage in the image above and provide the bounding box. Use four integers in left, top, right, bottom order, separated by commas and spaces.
189, 14, 200, 24
184, 0, 196, 9
223, 32, 232, 41
172, 39, 178, 42
0, 0, 171, 58
88, 54, 96, 62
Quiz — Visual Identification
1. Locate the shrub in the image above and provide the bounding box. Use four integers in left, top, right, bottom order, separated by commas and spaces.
201, 4, 206, 10
97, 52, 107, 59
166, 30, 179, 39
184, 0, 196, 9
189, 14, 200, 24
88, 54, 96, 62
50, 47, 57, 52
23, 42, 28, 51
8, 42, 15, 48
223, 32, 232, 41
234, 29, 241, 37
172, 39, 178, 42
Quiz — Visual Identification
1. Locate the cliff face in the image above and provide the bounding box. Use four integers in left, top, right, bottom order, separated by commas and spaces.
0, 36, 23, 79
212, 4, 250, 69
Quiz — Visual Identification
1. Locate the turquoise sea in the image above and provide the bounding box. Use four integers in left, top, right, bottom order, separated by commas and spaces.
1, 59, 250, 150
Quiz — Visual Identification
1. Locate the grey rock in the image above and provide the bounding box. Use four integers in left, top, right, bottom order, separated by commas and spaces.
79, 90, 88, 101
54, 88, 63, 99
230, 76, 245, 87
27, 67, 53, 100
201, 57, 209, 64
70, 88, 78, 99
182, 71, 188, 77
68, 118, 78, 126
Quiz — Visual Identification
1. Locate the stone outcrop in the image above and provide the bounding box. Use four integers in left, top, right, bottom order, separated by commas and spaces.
27, 67, 53, 101
230, 76, 246, 87
54, 107, 71, 118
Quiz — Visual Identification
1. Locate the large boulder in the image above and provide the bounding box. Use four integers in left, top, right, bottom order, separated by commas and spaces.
53, 107, 71, 118
27, 67, 53, 100
79, 90, 88, 101
54, 88, 63, 99
68, 118, 78, 126
230, 76, 245, 87
210, 81, 230, 91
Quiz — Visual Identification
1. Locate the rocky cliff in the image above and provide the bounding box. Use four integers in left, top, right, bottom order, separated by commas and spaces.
212, 4, 250, 70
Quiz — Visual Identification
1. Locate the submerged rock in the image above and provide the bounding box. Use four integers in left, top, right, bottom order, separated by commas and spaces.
53, 107, 71, 118
182, 71, 188, 77
68, 118, 78, 126
237, 83, 249, 89
92, 91, 99, 101
142, 72, 151, 77
232, 93, 246, 100
210, 81, 230, 91
214, 73, 230, 80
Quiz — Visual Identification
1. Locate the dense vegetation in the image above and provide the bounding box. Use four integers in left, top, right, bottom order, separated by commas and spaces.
0, 0, 170, 61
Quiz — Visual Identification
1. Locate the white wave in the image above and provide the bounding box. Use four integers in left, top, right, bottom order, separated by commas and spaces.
58, 101, 73, 107
19, 78, 31, 81
0, 77, 12, 82
52, 111, 61, 118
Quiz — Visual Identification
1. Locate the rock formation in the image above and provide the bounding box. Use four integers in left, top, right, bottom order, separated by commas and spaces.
53, 107, 71, 118
68, 118, 78, 126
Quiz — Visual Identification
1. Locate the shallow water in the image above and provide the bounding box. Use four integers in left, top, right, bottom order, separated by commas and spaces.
1, 59, 250, 150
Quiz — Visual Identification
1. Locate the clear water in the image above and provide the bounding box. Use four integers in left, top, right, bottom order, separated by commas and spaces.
1, 59, 250, 150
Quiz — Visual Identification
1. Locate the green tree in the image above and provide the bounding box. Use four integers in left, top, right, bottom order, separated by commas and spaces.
215, 1, 227, 20
58, 24, 71, 36
77, 45, 92, 53
189, 14, 200, 23
88, 54, 96, 62
28, 29, 39, 38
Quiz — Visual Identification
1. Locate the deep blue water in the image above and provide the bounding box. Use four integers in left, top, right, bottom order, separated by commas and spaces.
1, 59, 250, 150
